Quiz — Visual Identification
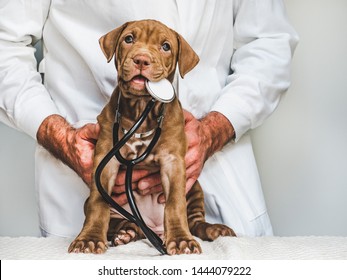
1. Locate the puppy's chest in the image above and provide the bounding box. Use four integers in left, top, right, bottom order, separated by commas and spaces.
119, 136, 156, 165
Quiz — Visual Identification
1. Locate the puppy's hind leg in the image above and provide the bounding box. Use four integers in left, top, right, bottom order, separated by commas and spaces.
187, 181, 236, 240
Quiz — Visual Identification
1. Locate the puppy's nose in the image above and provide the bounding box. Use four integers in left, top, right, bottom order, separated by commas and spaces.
133, 55, 151, 69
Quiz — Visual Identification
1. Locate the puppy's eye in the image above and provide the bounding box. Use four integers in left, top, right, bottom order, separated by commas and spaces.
162, 42, 171, 52
124, 35, 134, 44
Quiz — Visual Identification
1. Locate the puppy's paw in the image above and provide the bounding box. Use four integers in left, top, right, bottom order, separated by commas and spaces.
112, 229, 138, 246
165, 237, 202, 255
68, 238, 108, 254
193, 222, 236, 241
109, 220, 144, 246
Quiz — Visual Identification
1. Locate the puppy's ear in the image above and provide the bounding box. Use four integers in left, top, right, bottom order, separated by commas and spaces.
99, 23, 128, 63
177, 35, 199, 78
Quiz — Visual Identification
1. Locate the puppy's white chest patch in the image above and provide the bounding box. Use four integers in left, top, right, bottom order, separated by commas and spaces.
124, 139, 151, 158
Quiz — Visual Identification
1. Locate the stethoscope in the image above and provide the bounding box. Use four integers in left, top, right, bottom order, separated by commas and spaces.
95, 79, 175, 255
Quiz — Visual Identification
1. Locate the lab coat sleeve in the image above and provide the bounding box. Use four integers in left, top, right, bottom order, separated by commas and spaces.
0, 0, 60, 139
211, 0, 299, 142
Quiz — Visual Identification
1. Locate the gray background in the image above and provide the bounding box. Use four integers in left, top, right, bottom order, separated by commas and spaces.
1, 0, 346, 237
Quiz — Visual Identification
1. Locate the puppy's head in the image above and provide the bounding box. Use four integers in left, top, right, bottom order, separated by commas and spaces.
99, 19, 199, 96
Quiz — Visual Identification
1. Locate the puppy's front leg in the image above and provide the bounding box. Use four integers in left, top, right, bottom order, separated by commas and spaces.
160, 155, 202, 255
68, 155, 119, 254
69, 104, 120, 254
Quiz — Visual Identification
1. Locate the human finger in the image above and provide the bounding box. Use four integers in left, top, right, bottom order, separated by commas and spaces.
115, 168, 153, 186
138, 184, 163, 196
111, 192, 128, 206
137, 172, 162, 191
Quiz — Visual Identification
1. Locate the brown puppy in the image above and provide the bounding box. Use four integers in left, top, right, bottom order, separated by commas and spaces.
69, 20, 235, 255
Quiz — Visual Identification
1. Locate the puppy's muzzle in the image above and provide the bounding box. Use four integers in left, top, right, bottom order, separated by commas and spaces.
133, 55, 151, 69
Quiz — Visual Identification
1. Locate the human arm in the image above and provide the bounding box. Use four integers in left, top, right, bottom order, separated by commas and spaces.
213, 0, 299, 142
0, 0, 58, 138
0, 1, 100, 186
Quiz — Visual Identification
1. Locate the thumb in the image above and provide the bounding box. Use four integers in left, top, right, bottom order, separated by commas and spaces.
186, 178, 196, 194
79, 123, 100, 142
183, 109, 194, 124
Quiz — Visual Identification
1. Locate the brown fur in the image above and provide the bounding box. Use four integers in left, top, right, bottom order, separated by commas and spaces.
68, 20, 235, 255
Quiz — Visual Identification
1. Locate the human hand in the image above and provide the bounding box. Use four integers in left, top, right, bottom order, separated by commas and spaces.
111, 169, 163, 205
65, 122, 100, 185
37, 115, 100, 185
183, 110, 211, 193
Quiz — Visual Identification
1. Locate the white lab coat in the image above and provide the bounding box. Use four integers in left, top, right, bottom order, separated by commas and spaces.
0, 0, 298, 237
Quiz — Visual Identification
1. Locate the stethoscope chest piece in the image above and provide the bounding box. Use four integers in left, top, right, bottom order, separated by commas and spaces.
145, 79, 175, 103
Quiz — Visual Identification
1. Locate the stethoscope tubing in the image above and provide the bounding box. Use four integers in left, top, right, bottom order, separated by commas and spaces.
95, 98, 166, 254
